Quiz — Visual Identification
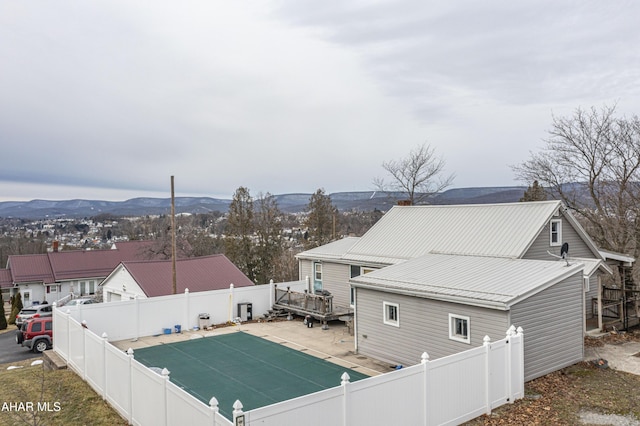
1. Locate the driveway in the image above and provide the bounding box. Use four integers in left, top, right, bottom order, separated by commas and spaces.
0, 327, 41, 365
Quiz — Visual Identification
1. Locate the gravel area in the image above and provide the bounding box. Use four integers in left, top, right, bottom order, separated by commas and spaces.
579, 410, 640, 426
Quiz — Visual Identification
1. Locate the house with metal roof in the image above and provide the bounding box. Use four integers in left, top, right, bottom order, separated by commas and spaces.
99, 254, 254, 301
2, 240, 156, 306
296, 200, 629, 381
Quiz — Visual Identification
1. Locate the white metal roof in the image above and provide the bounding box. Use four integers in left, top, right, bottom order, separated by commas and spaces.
350, 253, 585, 310
599, 249, 635, 266
295, 237, 361, 261
343, 201, 565, 264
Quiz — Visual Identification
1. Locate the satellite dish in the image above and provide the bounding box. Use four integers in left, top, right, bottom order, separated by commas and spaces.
547, 242, 572, 266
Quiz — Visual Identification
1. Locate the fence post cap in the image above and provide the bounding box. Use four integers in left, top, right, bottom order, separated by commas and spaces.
421, 352, 430, 363
185, 288, 189, 294
161, 368, 170, 377
126, 348, 134, 356
483, 335, 491, 345
209, 397, 219, 408
516, 326, 524, 335
341, 372, 350, 385
101, 332, 108, 339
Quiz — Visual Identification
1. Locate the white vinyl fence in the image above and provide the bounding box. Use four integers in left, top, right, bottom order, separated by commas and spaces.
54, 289, 524, 426
57, 280, 308, 341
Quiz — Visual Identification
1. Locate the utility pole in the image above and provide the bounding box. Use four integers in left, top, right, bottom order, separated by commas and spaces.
171, 176, 177, 294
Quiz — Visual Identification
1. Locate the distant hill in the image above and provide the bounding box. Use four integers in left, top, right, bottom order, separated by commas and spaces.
0, 187, 527, 219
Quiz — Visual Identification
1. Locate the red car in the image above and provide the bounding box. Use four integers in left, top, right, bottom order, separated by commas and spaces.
15, 317, 53, 353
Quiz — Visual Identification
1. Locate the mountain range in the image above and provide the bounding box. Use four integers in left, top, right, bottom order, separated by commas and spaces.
0, 187, 527, 219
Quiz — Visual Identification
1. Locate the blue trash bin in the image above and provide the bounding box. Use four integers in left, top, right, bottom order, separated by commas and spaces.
174, 324, 182, 333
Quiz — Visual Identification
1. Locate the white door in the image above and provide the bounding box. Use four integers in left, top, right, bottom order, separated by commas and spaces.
23, 290, 31, 306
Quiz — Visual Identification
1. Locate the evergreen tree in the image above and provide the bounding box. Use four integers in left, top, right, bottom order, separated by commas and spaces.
0, 291, 7, 330
8, 292, 22, 325
519, 180, 547, 202
253, 193, 284, 284
304, 188, 338, 248
225, 187, 257, 282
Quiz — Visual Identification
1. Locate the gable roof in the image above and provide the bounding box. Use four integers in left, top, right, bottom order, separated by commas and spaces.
117, 254, 254, 297
350, 254, 585, 310
7, 254, 55, 284
7, 240, 156, 284
0, 269, 13, 289
304, 201, 601, 265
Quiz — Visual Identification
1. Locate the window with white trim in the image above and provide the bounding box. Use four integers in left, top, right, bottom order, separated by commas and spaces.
314, 263, 322, 281
449, 314, 470, 344
550, 219, 562, 246
584, 276, 590, 292
383, 302, 399, 327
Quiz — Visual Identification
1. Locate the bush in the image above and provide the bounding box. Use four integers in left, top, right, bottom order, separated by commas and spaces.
0, 291, 7, 330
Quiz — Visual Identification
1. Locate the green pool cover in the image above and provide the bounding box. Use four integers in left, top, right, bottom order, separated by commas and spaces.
133, 331, 369, 419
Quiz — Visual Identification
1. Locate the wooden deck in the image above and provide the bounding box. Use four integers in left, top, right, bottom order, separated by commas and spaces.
272, 286, 353, 322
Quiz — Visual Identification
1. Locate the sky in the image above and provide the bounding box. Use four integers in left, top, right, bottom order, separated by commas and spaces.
1, 1, 639, 202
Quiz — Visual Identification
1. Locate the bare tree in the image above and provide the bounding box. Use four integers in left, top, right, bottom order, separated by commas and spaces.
513, 104, 640, 260
374, 143, 454, 205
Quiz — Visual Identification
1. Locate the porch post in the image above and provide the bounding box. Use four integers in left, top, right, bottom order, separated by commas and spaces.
597, 276, 603, 331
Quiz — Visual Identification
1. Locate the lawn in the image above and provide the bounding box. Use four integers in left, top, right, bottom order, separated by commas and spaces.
0, 358, 127, 426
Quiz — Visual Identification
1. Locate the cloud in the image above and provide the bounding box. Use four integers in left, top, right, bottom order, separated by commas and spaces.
1, 1, 639, 201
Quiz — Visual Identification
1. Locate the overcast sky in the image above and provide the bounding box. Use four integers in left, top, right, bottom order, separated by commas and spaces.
1, 1, 639, 201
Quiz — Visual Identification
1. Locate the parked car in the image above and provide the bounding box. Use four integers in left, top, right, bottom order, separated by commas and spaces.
65, 297, 97, 306
15, 304, 54, 327
15, 317, 53, 353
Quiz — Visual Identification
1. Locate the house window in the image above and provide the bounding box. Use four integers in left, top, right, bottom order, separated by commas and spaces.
314, 263, 322, 281
449, 314, 470, 344
350, 266, 376, 307
350, 265, 360, 278
584, 277, 590, 292
383, 302, 399, 327
550, 219, 562, 246
350, 265, 377, 278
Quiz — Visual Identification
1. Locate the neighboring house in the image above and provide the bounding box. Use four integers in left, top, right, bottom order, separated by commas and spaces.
296, 201, 630, 381
100, 254, 255, 301
2, 241, 156, 305
1, 269, 12, 303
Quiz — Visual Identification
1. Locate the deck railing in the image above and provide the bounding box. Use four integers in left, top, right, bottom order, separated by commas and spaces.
274, 286, 333, 314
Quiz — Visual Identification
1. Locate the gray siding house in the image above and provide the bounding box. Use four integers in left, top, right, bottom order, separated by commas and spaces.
296, 201, 628, 381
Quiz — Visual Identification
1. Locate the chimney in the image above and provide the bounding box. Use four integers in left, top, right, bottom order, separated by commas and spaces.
52, 240, 59, 252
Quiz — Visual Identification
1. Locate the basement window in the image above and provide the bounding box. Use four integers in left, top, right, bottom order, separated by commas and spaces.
449, 314, 470, 344
383, 302, 399, 327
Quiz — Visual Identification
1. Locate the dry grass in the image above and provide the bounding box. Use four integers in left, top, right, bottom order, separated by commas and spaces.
464, 361, 640, 425
0, 359, 127, 426
466, 331, 640, 425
